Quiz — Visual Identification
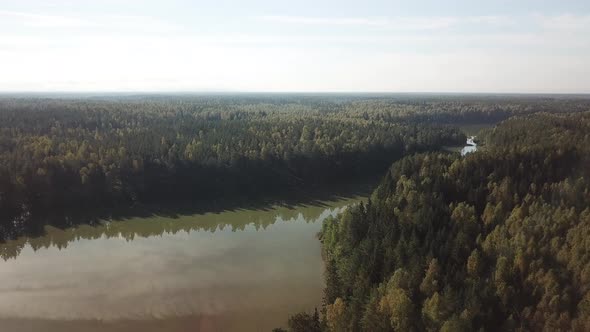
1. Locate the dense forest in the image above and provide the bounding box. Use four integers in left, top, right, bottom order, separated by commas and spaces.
0, 95, 466, 240
279, 111, 590, 331
2, 94, 590, 330
1, 94, 589, 241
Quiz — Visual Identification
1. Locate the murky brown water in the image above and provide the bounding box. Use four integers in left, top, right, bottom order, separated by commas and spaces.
0, 196, 363, 332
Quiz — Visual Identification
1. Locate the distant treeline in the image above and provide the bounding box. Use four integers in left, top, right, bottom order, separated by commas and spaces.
1, 95, 589, 240
279, 111, 590, 331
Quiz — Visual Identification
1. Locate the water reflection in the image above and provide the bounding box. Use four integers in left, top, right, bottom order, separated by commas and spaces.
0, 195, 363, 332
0, 198, 356, 261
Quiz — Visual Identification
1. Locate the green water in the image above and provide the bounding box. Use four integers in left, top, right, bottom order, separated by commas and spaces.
0, 194, 365, 332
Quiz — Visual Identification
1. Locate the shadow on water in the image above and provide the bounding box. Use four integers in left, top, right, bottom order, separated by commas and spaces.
0, 177, 379, 261
121, 181, 366, 217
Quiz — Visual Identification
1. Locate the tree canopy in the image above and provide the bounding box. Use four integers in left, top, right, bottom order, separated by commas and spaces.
292, 111, 590, 331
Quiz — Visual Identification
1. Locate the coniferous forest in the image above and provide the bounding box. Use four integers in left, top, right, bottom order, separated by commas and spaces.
2, 94, 590, 332
0, 94, 475, 239
280, 105, 590, 331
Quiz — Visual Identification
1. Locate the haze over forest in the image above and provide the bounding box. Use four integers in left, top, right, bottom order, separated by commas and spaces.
1, 0, 590, 93
1, 1, 590, 332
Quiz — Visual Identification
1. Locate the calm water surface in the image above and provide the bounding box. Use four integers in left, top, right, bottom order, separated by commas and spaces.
461, 136, 478, 156
0, 195, 365, 332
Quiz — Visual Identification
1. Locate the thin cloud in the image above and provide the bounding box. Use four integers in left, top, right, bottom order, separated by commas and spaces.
1, 8, 588, 92
257, 15, 513, 30
258, 16, 390, 27
0, 10, 181, 32
258, 15, 458, 30
0, 10, 92, 28
465, 15, 514, 26
534, 13, 590, 31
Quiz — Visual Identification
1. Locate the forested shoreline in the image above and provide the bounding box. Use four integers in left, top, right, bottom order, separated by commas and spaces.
1, 94, 589, 241
0, 95, 468, 240
2, 94, 590, 331
279, 111, 590, 331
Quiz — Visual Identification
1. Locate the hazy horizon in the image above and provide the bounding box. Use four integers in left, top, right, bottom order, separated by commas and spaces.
1, 0, 590, 93
2, 91, 590, 96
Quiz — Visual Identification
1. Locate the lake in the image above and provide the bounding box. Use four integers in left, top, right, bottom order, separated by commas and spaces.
461, 136, 477, 156
0, 194, 366, 332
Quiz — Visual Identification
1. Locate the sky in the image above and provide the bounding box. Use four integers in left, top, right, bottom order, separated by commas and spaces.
1, 0, 589, 93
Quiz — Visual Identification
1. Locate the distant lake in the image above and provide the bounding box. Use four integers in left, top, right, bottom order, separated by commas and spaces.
461, 136, 477, 156
0, 194, 366, 332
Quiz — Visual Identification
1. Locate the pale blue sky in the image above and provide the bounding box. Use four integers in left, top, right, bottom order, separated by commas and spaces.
1, 0, 589, 92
